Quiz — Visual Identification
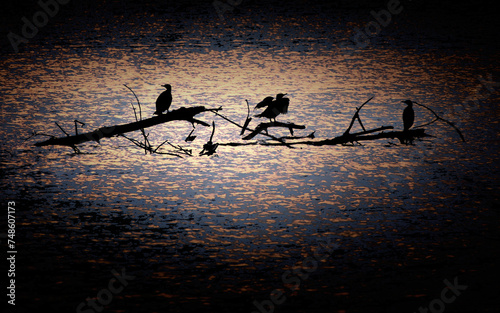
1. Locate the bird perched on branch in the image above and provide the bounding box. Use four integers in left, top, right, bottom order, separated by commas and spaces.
254, 96, 274, 109
255, 93, 289, 122
153, 84, 172, 115
402, 100, 415, 131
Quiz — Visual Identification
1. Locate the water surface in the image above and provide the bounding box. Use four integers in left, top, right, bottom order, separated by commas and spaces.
1, 1, 499, 312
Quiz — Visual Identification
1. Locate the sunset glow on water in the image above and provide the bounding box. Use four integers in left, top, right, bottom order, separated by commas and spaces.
1, 1, 499, 312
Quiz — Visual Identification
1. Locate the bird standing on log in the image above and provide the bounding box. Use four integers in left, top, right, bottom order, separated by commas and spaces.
154, 84, 172, 115
255, 93, 289, 122
402, 100, 415, 131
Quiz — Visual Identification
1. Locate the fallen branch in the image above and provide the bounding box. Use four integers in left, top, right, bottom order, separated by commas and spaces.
34, 106, 221, 147
345, 126, 393, 137
264, 128, 431, 146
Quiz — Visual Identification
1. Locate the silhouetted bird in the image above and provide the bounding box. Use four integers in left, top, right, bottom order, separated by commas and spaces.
154, 84, 172, 115
402, 100, 415, 131
255, 93, 289, 122
254, 96, 274, 109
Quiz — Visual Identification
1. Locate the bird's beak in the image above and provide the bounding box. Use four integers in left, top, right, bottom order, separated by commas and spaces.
283, 93, 287, 96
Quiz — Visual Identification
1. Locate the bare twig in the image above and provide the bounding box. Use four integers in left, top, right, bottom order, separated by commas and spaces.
24, 132, 56, 141
123, 84, 143, 121
166, 141, 192, 156
241, 100, 252, 135
413, 117, 439, 128
413, 102, 465, 142
184, 121, 197, 142
209, 121, 216, 142
153, 139, 170, 153
344, 96, 374, 135
55, 122, 70, 137
123, 84, 151, 153
119, 134, 152, 151
74, 120, 85, 135
120, 134, 186, 157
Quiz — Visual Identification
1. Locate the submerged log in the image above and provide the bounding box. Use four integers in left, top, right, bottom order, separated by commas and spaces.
35, 106, 220, 147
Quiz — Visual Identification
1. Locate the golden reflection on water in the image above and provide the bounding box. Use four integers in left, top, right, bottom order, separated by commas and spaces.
0, 13, 497, 312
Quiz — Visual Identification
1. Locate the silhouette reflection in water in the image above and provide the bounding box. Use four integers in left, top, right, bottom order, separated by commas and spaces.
153, 84, 172, 115
254, 93, 290, 122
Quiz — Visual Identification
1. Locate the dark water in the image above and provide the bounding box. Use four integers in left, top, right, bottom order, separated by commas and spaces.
1, 1, 499, 312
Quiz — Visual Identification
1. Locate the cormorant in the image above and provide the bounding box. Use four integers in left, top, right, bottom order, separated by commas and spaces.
255, 93, 289, 122
402, 100, 415, 131
154, 84, 172, 115
254, 96, 274, 109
